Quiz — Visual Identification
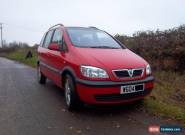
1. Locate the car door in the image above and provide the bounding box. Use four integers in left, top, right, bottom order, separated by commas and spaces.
40, 30, 54, 80
47, 28, 66, 87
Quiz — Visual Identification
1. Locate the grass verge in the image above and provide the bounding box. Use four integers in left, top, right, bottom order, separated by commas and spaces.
0, 49, 37, 68
144, 71, 185, 124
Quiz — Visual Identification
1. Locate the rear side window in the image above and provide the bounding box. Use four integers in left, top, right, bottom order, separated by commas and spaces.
43, 30, 53, 48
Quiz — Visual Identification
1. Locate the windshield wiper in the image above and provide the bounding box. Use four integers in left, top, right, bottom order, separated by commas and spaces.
89, 46, 120, 49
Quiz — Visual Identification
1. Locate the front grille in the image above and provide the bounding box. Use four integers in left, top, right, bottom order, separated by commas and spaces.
95, 89, 151, 101
113, 68, 144, 78
133, 69, 143, 76
114, 70, 129, 77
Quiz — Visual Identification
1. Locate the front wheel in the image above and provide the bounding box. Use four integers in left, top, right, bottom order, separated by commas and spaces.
64, 74, 79, 110
37, 65, 46, 84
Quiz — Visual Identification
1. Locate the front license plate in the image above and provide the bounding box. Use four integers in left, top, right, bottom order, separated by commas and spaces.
120, 84, 144, 94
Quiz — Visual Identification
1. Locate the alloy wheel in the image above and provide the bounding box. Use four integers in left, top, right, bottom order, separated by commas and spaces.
65, 79, 71, 106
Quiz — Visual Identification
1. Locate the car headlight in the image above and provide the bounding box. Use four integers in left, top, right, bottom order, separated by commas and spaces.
80, 66, 109, 78
146, 64, 152, 75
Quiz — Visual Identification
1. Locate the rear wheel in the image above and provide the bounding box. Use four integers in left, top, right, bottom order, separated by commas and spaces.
37, 65, 46, 84
64, 74, 79, 110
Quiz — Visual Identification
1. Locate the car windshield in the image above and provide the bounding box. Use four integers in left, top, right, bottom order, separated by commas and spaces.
66, 27, 124, 49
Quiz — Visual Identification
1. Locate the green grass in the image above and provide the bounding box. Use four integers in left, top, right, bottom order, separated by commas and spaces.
1, 49, 185, 123
1, 49, 37, 68
144, 71, 185, 123
144, 98, 185, 121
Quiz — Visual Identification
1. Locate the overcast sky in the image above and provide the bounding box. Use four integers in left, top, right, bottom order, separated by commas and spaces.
0, 0, 185, 45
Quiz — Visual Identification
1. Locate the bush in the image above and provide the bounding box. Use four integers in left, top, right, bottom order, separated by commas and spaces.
115, 25, 185, 72
0, 41, 31, 53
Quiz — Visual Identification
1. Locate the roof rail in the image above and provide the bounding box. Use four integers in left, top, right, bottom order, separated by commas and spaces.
88, 26, 99, 30
49, 23, 64, 30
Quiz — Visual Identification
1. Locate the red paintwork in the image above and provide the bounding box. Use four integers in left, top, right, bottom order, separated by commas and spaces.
38, 26, 154, 104
76, 83, 153, 104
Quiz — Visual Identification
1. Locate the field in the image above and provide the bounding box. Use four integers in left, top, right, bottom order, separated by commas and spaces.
1, 48, 185, 124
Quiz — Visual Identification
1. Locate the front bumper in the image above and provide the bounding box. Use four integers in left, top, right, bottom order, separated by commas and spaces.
76, 76, 154, 104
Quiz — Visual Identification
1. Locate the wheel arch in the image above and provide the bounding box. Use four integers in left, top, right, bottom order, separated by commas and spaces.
61, 66, 82, 103
61, 66, 77, 88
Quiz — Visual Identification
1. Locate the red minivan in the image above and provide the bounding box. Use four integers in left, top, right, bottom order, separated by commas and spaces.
37, 24, 154, 110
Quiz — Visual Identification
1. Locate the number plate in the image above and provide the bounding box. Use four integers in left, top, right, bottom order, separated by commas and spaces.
120, 84, 144, 94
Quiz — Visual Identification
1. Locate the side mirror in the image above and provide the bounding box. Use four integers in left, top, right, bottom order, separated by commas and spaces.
48, 43, 60, 51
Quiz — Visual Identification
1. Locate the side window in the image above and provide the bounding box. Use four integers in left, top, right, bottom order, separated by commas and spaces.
43, 30, 53, 48
40, 33, 46, 47
52, 29, 63, 45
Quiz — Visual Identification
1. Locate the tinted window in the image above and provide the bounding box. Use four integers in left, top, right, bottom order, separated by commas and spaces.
43, 30, 53, 48
67, 27, 123, 49
52, 29, 63, 45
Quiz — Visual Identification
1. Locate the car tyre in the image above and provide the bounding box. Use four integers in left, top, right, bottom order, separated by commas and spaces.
37, 65, 46, 84
64, 74, 79, 111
